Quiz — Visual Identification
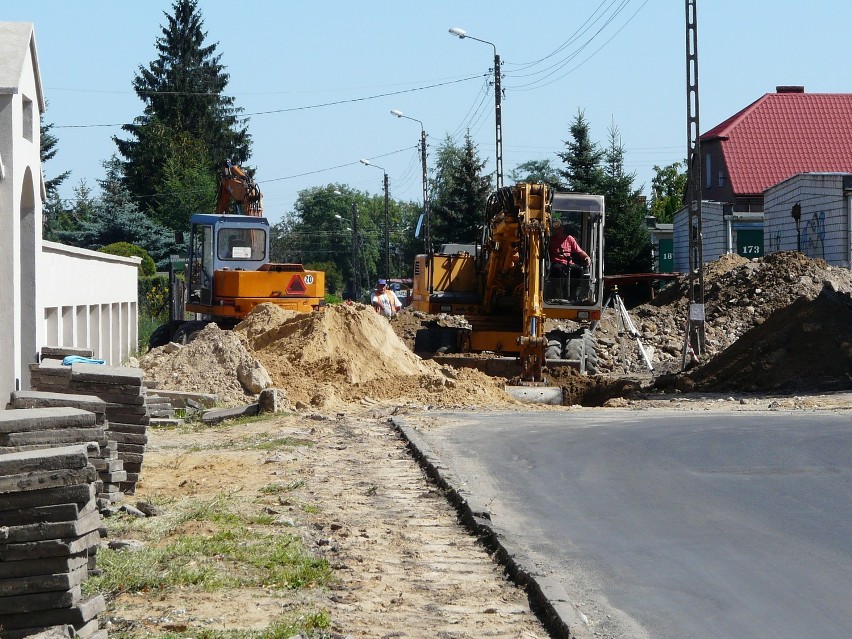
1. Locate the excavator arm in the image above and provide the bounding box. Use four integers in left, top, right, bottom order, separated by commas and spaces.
216, 161, 263, 217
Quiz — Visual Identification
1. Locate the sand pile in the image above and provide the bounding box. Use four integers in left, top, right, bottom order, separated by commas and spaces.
140, 323, 270, 405
237, 303, 516, 409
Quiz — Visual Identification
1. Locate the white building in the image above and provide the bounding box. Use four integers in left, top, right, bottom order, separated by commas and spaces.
764, 172, 852, 268
0, 22, 139, 396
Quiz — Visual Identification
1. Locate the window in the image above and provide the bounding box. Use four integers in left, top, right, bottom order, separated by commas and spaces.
22, 95, 34, 142
705, 153, 712, 188
718, 170, 725, 187
217, 227, 267, 261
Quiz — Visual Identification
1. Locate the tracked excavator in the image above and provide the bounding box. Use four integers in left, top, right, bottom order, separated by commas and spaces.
411, 183, 604, 391
148, 162, 325, 348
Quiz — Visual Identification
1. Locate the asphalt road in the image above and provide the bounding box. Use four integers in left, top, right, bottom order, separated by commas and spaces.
412, 410, 852, 639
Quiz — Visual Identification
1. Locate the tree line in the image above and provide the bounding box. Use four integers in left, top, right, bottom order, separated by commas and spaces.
42, 0, 687, 294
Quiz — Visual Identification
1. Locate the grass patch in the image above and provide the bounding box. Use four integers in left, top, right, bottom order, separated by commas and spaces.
108, 610, 330, 639
259, 479, 306, 495
87, 494, 330, 597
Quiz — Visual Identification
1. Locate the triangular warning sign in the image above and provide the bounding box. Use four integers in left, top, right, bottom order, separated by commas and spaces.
286, 274, 307, 294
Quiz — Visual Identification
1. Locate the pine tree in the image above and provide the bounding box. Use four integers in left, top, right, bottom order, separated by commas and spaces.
600, 123, 652, 274
557, 110, 604, 193
55, 157, 183, 269
430, 133, 492, 246
115, 0, 251, 224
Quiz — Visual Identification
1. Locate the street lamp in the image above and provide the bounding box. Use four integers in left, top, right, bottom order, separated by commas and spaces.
359, 159, 391, 280
334, 193, 360, 301
390, 109, 430, 255
449, 26, 503, 188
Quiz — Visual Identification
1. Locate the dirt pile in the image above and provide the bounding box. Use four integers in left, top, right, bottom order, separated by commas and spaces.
239, 303, 515, 410
592, 252, 852, 389
139, 323, 269, 405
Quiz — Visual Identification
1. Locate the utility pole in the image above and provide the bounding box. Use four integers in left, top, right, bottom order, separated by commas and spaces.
493, 49, 503, 189
383, 171, 390, 279
351, 202, 360, 302
683, 0, 706, 369
420, 127, 431, 256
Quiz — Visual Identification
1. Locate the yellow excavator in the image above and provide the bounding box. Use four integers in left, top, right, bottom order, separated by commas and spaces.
411, 183, 605, 386
149, 162, 325, 347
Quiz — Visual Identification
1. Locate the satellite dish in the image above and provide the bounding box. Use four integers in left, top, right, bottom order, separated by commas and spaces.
414, 213, 424, 238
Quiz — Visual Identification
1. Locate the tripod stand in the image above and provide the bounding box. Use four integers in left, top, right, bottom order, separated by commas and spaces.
600, 287, 654, 373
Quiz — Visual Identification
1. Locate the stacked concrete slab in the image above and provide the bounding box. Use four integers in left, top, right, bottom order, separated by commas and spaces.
30, 348, 149, 496
6, 395, 125, 509
0, 444, 107, 639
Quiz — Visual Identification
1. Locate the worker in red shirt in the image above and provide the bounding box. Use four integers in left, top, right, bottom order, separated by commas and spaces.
548, 218, 590, 279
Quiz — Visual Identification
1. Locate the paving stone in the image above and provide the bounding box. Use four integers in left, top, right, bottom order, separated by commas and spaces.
201, 403, 259, 424
0, 530, 100, 561
106, 431, 148, 445
10, 392, 106, 419
0, 466, 98, 495
40, 346, 94, 360
68, 363, 143, 386
89, 458, 124, 473
0, 484, 95, 512
73, 618, 102, 639
0, 593, 104, 630
115, 442, 146, 455
150, 388, 217, 407
0, 624, 74, 639
0, 503, 81, 527
68, 388, 146, 405
0, 583, 80, 614
0, 428, 106, 448
0, 408, 95, 434
149, 417, 184, 427
98, 470, 127, 484
104, 422, 147, 435
102, 411, 149, 425
1, 510, 101, 544
0, 445, 89, 476
0, 565, 87, 597
0, 551, 88, 580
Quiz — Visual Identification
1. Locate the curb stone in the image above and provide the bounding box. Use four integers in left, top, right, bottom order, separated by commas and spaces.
391, 417, 585, 639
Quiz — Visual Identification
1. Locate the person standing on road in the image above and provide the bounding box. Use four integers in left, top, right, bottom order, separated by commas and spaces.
371, 279, 402, 318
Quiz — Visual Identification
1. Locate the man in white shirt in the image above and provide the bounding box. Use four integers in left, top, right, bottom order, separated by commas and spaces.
371, 279, 402, 318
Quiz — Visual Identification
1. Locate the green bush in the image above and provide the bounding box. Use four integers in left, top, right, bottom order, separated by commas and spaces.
100, 242, 156, 276
140, 274, 170, 319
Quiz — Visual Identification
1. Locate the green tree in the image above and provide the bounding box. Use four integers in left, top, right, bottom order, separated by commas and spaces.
115, 0, 250, 224
650, 161, 687, 224
557, 109, 604, 193
430, 133, 492, 247
600, 122, 652, 274
509, 159, 563, 190
40, 109, 74, 240
55, 158, 184, 269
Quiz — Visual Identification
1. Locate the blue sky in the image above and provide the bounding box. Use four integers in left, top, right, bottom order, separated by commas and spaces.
7, 1, 852, 225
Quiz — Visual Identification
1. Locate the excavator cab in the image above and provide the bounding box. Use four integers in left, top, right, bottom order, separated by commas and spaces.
187, 213, 270, 307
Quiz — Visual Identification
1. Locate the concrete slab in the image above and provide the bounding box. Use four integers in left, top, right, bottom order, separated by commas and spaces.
0, 445, 89, 476
503, 385, 564, 405
0, 565, 87, 597
0, 428, 106, 448
201, 404, 259, 424
0, 584, 80, 615
0, 484, 95, 512
69, 363, 143, 386
0, 407, 96, 434
2, 510, 101, 544
0, 466, 98, 495
0, 552, 88, 580
0, 530, 100, 561
11, 392, 106, 417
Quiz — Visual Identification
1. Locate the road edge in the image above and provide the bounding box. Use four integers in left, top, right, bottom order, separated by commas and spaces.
391, 417, 584, 639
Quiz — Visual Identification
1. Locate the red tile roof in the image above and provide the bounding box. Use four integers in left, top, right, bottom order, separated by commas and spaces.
701, 91, 852, 196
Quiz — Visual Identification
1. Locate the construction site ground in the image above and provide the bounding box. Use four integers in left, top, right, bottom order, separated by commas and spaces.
120, 251, 852, 637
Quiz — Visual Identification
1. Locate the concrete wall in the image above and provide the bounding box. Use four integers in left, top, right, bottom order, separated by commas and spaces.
40, 242, 141, 366
764, 173, 852, 268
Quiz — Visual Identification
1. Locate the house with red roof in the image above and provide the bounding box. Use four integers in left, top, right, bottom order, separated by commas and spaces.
672, 86, 852, 270
701, 86, 852, 212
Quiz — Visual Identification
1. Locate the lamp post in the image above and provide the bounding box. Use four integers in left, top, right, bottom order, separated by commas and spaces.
449, 26, 503, 188
333, 193, 360, 301
390, 109, 430, 256
359, 159, 391, 280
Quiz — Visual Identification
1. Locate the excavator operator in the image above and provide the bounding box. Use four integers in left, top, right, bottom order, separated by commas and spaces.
548, 218, 590, 278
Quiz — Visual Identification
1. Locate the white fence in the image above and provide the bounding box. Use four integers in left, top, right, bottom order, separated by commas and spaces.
40, 242, 140, 366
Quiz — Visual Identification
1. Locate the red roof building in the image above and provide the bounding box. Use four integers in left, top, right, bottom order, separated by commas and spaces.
700, 86, 852, 211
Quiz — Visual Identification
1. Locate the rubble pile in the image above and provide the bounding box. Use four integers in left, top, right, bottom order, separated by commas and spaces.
592, 252, 852, 387
139, 323, 272, 406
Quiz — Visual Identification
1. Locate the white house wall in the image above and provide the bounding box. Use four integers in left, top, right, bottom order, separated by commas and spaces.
0, 23, 44, 394
764, 173, 851, 268
40, 242, 140, 365
673, 201, 726, 272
